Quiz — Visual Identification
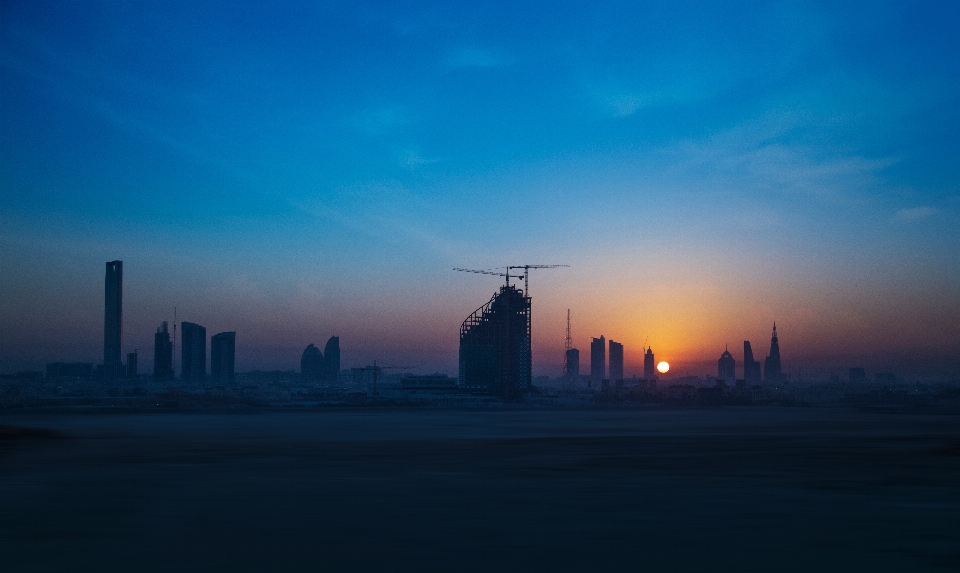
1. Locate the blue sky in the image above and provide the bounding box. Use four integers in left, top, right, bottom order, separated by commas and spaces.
2, 1, 959, 378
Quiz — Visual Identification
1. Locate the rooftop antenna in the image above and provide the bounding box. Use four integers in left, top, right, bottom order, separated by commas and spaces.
563, 309, 573, 379
173, 306, 177, 378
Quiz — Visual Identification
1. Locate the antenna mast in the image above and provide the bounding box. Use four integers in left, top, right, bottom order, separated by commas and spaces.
172, 306, 177, 378
563, 309, 572, 378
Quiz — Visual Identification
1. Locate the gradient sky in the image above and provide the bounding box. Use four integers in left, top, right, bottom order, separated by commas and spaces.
2, 1, 959, 379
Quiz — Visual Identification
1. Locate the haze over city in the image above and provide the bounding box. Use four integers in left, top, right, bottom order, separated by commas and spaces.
5, 4, 960, 573
2, 1, 959, 379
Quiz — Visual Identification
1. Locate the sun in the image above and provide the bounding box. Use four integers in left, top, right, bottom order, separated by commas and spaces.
657, 361, 670, 374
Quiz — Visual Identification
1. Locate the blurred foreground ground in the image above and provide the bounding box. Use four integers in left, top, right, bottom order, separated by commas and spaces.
1, 408, 959, 572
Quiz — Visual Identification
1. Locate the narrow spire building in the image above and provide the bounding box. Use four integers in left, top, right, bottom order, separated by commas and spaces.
763, 323, 782, 384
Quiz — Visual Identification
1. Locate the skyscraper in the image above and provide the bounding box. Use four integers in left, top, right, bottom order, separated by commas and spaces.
590, 336, 605, 383
103, 260, 122, 381
211, 331, 236, 385
643, 347, 655, 380
459, 284, 531, 399
181, 321, 206, 383
301, 343, 324, 381
322, 336, 340, 382
126, 351, 138, 379
763, 323, 782, 384
609, 340, 624, 382
718, 347, 736, 384
743, 340, 761, 385
154, 321, 173, 380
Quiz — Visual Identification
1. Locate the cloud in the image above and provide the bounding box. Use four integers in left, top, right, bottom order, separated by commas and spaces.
662, 111, 900, 205
604, 92, 646, 117
895, 206, 938, 222
399, 149, 437, 170
446, 47, 507, 69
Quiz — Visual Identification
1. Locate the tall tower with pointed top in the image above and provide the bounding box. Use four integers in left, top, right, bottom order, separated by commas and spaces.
104, 260, 123, 382
718, 345, 736, 383
643, 347, 656, 380
763, 323, 781, 384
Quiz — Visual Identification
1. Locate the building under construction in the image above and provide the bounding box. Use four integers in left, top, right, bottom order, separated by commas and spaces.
458, 284, 531, 400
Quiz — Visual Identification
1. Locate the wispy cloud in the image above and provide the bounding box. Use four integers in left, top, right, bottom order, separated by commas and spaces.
664, 112, 899, 205
399, 149, 437, 170
292, 183, 469, 260
603, 92, 646, 117
895, 206, 938, 222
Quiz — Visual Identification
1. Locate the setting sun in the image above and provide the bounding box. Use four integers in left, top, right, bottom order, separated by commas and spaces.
657, 361, 670, 374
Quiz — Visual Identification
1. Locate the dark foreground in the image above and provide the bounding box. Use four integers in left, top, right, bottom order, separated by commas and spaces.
1, 408, 958, 572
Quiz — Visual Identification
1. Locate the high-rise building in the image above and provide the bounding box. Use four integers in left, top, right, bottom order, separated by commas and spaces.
459, 285, 531, 399
609, 340, 624, 382
322, 336, 340, 382
590, 336, 605, 383
211, 331, 236, 385
643, 347, 656, 380
763, 323, 781, 384
743, 341, 761, 385
718, 347, 736, 383
849, 367, 866, 383
153, 321, 173, 380
103, 260, 123, 381
181, 321, 206, 383
565, 348, 580, 380
301, 344, 324, 381
126, 351, 138, 379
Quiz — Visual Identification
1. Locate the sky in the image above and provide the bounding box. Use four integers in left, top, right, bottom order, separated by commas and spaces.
2, 1, 959, 380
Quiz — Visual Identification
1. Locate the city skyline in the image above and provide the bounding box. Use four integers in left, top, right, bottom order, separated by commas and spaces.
2, 2, 959, 379
0, 257, 957, 381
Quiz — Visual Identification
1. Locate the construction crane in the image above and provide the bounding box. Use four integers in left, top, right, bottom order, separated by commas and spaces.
507, 265, 569, 297
453, 267, 517, 288
454, 265, 568, 297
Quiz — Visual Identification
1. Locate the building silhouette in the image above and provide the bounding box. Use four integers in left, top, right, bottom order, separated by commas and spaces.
743, 340, 761, 385
459, 284, 531, 399
301, 337, 340, 383
103, 260, 123, 381
643, 347, 656, 380
718, 346, 736, 384
126, 351, 137, 379
609, 340, 624, 382
590, 336, 605, 384
181, 321, 206, 383
211, 331, 236, 385
153, 321, 173, 380
322, 336, 340, 382
565, 348, 580, 380
763, 323, 782, 384
301, 343, 324, 381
